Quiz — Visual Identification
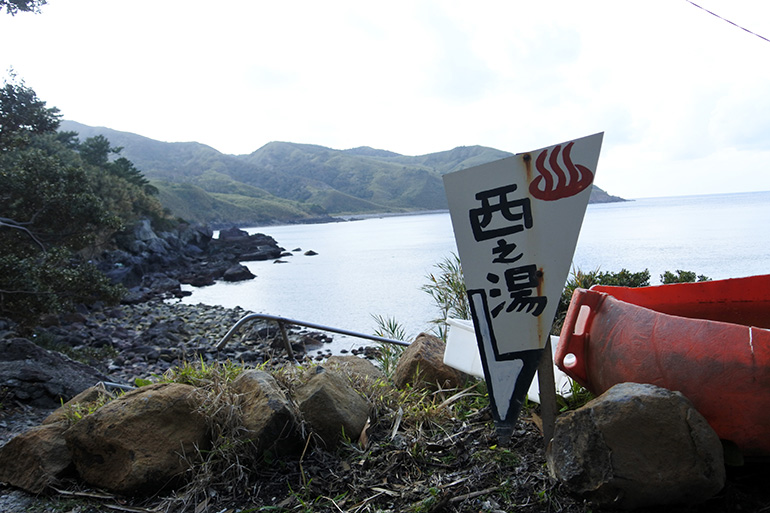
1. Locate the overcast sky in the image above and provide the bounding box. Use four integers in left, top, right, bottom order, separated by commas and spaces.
2, 0, 769, 199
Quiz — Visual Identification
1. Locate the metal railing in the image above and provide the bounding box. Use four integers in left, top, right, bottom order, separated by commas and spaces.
215, 313, 410, 360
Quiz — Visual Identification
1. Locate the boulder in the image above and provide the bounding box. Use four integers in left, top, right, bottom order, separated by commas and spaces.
133, 219, 159, 242
240, 245, 283, 261
218, 227, 249, 240
0, 421, 72, 494
231, 370, 300, 455
294, 367, 370, 449
222, 264, 255, 282
546, 382, 726, 510
0, 338, 108, 408
323, 355, 386, 383
65, 383, 210, 494
393, 333, 467, 390
176, 223, 213, 249
43, 383, 116, 426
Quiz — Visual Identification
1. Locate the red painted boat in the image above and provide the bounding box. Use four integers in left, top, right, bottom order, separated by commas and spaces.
555, 274, 770, 457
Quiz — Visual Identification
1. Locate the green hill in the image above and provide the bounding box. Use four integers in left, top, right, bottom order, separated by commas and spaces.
60, 121, 624, 225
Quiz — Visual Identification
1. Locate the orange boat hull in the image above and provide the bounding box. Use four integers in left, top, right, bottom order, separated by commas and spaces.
556, 275, 770, 457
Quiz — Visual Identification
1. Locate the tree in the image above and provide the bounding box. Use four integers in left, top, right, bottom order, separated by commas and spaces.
0, 0, 47, 15
0, 73, 60, 149
0, 72, 177, 325
660, 270, 711, 284
78, 134, 119, 166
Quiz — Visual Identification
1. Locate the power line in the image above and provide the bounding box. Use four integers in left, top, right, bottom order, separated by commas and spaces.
684, 0, 770, 44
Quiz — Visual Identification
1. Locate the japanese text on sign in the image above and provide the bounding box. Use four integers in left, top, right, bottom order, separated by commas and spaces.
469, 184, 546, 319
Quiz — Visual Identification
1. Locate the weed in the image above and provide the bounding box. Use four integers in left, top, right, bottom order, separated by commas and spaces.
421, 253, 469, 340
557, 378, 595, 412
372, 314, 407, 378
410, 486, 440, 512
59, 393, 114, 423
160, 356, 244, 388
472, 445, 520, 466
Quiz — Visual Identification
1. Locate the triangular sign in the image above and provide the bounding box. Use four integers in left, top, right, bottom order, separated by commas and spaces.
443, 132, 603, 440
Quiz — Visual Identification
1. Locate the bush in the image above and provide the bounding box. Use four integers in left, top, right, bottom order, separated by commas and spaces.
0, 247, 124, 327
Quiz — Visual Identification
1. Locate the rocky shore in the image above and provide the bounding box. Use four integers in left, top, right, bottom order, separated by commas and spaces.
0, 220, 352, 441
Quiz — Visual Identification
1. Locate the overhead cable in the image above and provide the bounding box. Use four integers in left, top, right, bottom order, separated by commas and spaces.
685, 0, 770, 44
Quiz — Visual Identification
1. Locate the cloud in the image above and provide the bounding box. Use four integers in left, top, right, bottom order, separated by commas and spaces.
2, 0, 770, 197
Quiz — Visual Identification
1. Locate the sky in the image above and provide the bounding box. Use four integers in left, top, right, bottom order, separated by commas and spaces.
1, 0, 769, 199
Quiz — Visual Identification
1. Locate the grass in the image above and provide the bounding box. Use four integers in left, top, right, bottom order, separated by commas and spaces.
371, 314, 407, 378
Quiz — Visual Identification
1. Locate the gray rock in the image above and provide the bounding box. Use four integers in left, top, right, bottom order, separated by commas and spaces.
546, 382, 726, 510
218, 227, 249, 240
294, 367, 370, 449
223, 264, 255, 282
0, 338, 109, 408
240, 245, 283, 261
133, 219, 159, 241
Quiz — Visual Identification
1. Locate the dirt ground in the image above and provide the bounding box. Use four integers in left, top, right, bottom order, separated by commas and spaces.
2, 394, 769, 513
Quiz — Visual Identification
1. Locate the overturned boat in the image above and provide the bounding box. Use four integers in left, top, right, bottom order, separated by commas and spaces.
555, 274, 770, 457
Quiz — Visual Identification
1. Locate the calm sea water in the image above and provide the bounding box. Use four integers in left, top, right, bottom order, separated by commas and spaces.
181, 191, 770, 349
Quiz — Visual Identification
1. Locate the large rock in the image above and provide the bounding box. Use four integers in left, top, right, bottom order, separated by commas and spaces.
223, 264, 255, 282
65, 383, 210, 494
393, 333, 467, 390
43, 383, 116, 426
133, 218, 159, 242
546, 382, 725, 510
294, 367, 370, 449
218, 226, 249, 241
231, 370, 300, 455
240, 245, 283, 261
0, 338, 108, 408
323, 355, 385, 383
0, 421, 72, 494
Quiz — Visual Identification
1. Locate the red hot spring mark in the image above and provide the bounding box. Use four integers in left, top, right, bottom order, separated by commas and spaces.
528, 142, 594, 201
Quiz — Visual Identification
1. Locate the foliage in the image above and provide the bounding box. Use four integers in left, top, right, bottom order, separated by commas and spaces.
421, 253, 469, 340
551, 267, 651, 335
556, 378, 595, 412
59, 393, 115, 424
0, 74, 169, 325
155, 181, 320, 226
0, 245, 125, 326
0, 0, 46, 15
372, 314, 408, 378
0, 71, 59, 149
61, 121, 622, 225
661, 269, 711, 284
159, 357, 245, 388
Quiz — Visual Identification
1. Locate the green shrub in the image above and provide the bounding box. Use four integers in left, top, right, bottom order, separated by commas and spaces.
661, 269, 711, 284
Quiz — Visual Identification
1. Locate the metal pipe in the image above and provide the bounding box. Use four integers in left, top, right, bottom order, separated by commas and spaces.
215, 313, 410, 351
277, 320, 295, 360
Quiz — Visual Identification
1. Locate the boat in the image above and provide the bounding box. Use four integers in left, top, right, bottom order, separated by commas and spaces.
554, 274, 770, 457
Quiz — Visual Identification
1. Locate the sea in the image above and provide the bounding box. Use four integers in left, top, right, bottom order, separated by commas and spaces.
180, 191, 770, 351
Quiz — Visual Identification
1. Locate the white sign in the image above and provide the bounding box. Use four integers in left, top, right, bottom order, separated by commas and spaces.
443, 133, 603, 433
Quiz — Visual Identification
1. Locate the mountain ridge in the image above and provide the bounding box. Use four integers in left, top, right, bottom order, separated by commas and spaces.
60, 120, 624, 226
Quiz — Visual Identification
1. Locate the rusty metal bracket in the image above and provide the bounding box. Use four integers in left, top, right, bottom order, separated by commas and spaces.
215, 313, 410, 359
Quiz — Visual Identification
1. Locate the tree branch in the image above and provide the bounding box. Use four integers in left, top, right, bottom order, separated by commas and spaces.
0, 216, 46, 251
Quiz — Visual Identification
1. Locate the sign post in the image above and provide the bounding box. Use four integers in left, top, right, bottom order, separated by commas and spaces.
443, 133, 603, 442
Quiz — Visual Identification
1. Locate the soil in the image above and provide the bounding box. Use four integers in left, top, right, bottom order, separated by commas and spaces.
2, 386, 769, 512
